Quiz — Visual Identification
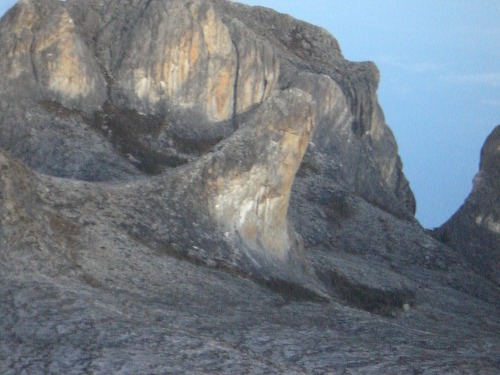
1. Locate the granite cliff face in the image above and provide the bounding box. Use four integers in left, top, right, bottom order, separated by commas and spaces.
0, 1, 499, 373
0, 0, 417, 267
0, 0, 414, 213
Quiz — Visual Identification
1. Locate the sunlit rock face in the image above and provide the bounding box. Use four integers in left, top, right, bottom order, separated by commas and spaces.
0, 0, 107, 108
1, 0, 279, 122
113, 0, 279, 121
206, 89, 315, 259
0, 0, 417, 259
0, 0, 418, 264
117, 1, 237, 121
0, 0, 413, 220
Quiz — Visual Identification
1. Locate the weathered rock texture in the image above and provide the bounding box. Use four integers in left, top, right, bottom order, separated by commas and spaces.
0, 0, 414, 216
435, 125, 500, 285
0, 0, 417, 265
0, 1, 499, 373
206, 89, 315, 259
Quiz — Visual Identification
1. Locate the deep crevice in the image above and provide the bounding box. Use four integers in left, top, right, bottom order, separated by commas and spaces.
29, 36, 39, 84
231, 40, 240, 131
91, 101, 189, 174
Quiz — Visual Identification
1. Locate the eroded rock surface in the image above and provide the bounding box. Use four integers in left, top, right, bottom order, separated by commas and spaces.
0, 1, 499, 374
0, 0, 413, 218
0, 0, 106, 107
205, 89, 314, 259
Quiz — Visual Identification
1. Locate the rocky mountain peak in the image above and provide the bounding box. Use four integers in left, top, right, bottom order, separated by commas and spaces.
0, 1, 498, 373
0, 0, 417, 259
434, 125, 500, 284
1, 0, 414, 209
479, 124, 500, 188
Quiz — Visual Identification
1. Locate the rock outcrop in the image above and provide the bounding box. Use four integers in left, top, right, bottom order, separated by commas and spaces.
434, 125, 500, 285
0, 1, 499, 373
0, 0, 417, 268
205, 89, 315, 259
0, 0, 414, 217
0, 0, 106, 107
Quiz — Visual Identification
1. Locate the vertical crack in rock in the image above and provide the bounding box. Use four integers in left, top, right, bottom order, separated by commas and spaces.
231, 39, 240, 130
29, 34, 39, 84
109, 0, 281, 122
115, 0, 237, 121
1, 0, 107, 109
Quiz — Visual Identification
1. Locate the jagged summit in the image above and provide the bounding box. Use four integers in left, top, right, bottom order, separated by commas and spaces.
0, 1, 499, 373
480, 125, 500, 186
0, 0, 417, 267
434, 125, 500, 285
0, 0, 414, 214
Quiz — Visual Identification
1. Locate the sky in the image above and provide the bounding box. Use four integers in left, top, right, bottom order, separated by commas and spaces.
0, 0, 499, 228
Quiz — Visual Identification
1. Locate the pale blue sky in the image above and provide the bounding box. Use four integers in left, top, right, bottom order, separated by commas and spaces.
1, 0, 499, 228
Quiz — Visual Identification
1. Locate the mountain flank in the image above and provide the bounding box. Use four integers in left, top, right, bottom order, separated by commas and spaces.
0, 1, 498, 373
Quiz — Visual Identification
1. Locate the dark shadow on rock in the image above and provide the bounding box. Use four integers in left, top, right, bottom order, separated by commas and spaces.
317, 269, 415, 317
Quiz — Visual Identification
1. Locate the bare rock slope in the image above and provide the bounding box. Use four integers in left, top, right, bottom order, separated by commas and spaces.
435, 125, 500, 285
0, 0, 499, 373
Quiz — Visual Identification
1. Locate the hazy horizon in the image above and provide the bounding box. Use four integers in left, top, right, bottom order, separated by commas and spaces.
1, 0, 498, 228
